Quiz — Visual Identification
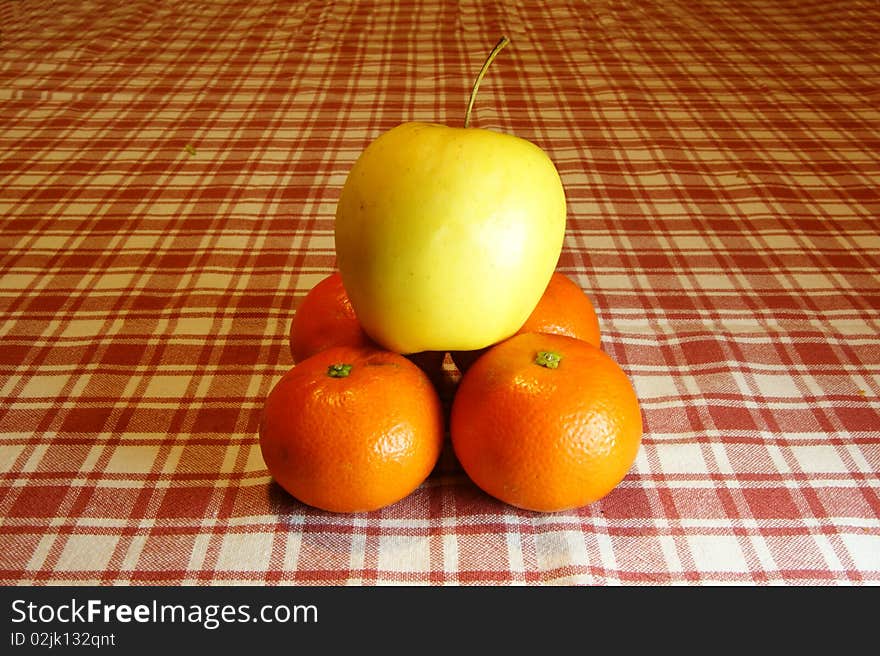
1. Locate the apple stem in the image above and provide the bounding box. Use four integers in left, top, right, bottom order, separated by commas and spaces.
464, 36, 510, 129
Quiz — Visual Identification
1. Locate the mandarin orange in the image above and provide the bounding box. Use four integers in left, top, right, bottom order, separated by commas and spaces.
259, 346, 444, 513
288, 272, 374, 363
450, 332, 642, 512
451, 271, 600, 373
288, 271, 448, 385
518, 271, 600, 345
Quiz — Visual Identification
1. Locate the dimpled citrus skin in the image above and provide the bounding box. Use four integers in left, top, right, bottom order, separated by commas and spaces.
288, 272, 375, 363
451, 271, 601, 373
518, 272, 601, 347
259, 346, 444, 513
334, 122, 566, 354
450, 333, 643, 512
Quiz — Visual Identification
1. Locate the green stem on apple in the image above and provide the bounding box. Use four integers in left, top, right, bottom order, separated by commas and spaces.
464, 36, 510, 129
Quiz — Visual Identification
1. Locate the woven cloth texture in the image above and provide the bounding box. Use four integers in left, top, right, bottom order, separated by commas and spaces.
1, 0, 878, 584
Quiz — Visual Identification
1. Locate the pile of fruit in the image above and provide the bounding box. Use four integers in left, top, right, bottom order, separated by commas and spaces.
258, 38, 643, 514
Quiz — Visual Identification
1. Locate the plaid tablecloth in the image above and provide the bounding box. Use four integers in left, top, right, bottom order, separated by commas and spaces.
1, 0, 878, 586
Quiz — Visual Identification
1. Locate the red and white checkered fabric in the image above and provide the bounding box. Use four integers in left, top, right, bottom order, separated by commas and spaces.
1, 0, 878, 585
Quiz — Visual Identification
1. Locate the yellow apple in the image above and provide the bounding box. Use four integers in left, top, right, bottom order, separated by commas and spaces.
333, 38, 566, 354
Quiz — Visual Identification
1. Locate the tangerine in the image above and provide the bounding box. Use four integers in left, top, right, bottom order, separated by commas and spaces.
518, 271, 601, 345
451, 271, 600, 373
288, 272, 374, 363
259, 346, 444, 513
450, 332, 642, 512
288, 271, 448, 385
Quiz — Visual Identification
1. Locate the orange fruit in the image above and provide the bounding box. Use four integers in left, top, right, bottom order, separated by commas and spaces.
450, 332, 642, 512
518, 271, 601, 345
451, 271, 600, 373
288, 272, 375, 363
259, 345, 444, 513
288, 271, 448, 385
